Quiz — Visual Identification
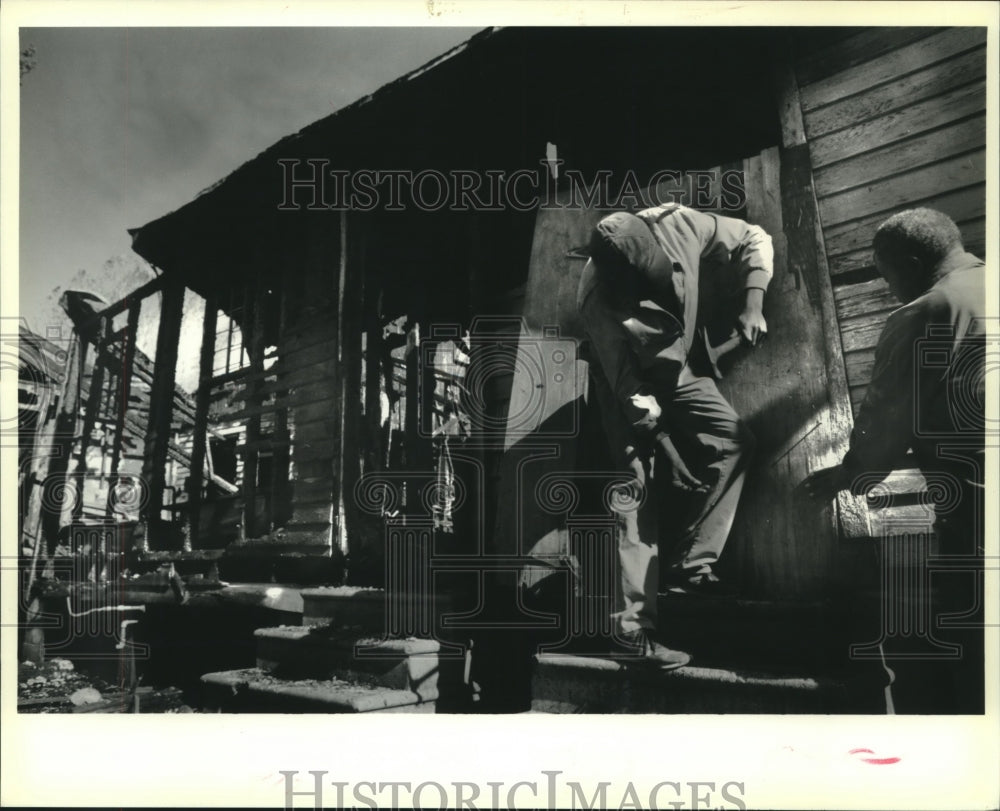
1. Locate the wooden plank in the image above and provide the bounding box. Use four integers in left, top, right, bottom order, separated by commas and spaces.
817, 149, 986, 228
774, 55, 807, 148
295, 458, 335, 481
702, 144, 853, 595
287, 373, 338, 399
329, 212, 349, 554
226, 535, 333, 553
236, 437, 292, 454
403, 322, 422, 490
804, 46, 986, 139
844, 349, 876, 389
289, 503, 337, 525
276, 309, 339, 344
228, 369, 335, 402
21, 341, 71, 571
71, 326, 111, 521
215, 344, 333, 393
840, 316, 890, 354
794, 27, 941, 88
276, 353, 335, 379
290, 400, 338, 428
279, 320, 340, 354
187, 296, 218, 544
291, 443, 339, 464
829, 217, 986, 276
86, 334, 202, 429
808, 80, 986, 169
280, 341, 336, 365
502, 194, 603, 443
850, 386, 867, 414
813, 115, 986, 198
823, 182, 986, 257
776, 134, 871, 545
140, 276, 185, 532
364, 271, 385, 475
292, 472, 335, 493
799, 27, 986, 111
223, 397, 297, 422
77, 273, 167, 332
106, 303, 141, 501
241, 277, 266, 537
492, 194, 602, 581
339, 212, 366, 563
833, 277, 897, 318
72, 319, 110, 521
229, 372, 330, 403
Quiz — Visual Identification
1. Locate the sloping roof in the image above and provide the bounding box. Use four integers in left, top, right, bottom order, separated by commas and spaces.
129, 26, 785, 297
128, 26, 501, 276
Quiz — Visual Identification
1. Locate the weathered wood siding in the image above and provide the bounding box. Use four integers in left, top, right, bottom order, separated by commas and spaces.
794, 27, 987, 411
266, 220, 340, 557
716, 147, 869, 595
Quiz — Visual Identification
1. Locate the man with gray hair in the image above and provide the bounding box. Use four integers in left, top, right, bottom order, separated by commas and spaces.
806, 207, 985, 712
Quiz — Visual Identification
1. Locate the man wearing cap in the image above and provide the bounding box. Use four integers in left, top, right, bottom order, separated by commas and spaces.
578, 202, 773, 667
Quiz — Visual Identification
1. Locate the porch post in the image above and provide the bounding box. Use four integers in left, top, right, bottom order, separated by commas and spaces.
139, 274, 185, 546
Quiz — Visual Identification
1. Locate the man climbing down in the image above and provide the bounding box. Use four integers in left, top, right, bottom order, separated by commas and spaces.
577, 203, 773, 667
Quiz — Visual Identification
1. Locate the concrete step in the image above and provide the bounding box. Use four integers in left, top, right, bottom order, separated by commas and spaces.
300, 586, 452, 636
525, 594, 850, 675
200, 667, 436, 713
653, 594, 842, 673
531, 653, 849, 714
255, 626, 440, 699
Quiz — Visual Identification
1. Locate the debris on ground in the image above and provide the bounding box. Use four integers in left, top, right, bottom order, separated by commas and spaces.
69, 687, 102, 706
17, 659, 197, 713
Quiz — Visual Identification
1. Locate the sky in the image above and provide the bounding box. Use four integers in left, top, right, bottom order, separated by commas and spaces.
17, 26, 478, 333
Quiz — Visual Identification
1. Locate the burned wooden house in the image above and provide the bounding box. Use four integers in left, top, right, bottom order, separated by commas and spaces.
19, 26, 988, 713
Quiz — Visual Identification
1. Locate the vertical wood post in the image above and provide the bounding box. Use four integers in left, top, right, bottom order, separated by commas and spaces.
140, 275, 185, 541
336, 211, 366, 559
772, 47, 871, 542
327, 213, 348, 553
271, 283, 291, 527
42, 333, 84, 552
187, 295, 217, 546
71, 316, 108, 521
106, 300, 140, 518
364, 273, 384, 475
242, 275, 266, 537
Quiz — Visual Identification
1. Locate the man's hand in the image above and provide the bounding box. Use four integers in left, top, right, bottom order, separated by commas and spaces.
802, 464, 851, 501
628, 392, 662, 431
738, 287, 768, 347
657, 433, 708, 493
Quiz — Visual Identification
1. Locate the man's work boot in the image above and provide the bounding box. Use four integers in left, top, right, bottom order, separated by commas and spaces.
662, 571, 736, 598
609, 629, 691, 670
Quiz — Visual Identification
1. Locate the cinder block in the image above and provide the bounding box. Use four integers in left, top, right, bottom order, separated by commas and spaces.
301, 586, 452, 636
201, 667, 436, 713
255, 626, 440, 699
531, 654, 848, 713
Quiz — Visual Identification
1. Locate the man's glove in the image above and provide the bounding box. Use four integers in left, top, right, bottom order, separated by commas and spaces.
628, 392, 662, 432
